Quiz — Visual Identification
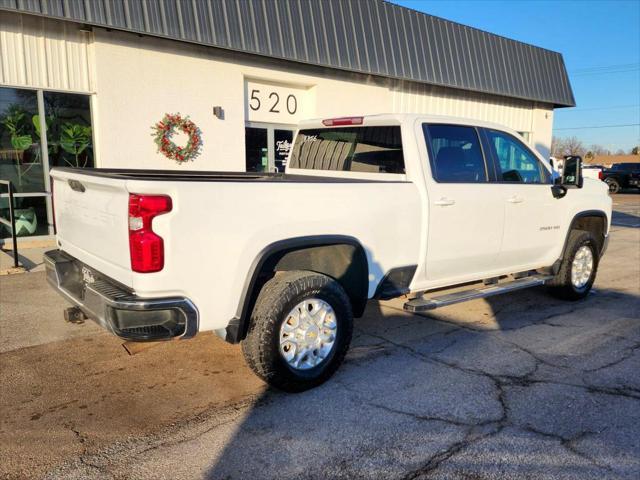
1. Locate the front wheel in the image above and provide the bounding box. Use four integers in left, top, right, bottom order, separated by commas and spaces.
241, 271, 353, 392
547, 230, 599, 300
605, 178, 621, 194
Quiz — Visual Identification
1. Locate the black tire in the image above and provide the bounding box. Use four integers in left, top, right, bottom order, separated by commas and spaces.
241, 270, 353, 392
606, 178, 621, 194
547, 230, 599, 300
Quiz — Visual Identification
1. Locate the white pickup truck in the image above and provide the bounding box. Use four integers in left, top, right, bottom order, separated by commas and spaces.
46, 114, 612, 391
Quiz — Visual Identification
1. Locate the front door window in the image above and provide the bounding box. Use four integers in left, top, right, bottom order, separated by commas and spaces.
486, 129, 550, 184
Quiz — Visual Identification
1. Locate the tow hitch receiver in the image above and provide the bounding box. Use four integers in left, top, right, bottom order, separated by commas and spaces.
64, 306, 87, 324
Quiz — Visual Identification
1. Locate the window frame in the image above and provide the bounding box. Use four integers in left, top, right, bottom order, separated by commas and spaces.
481, 128, 552, 185
422, 123, 492, 184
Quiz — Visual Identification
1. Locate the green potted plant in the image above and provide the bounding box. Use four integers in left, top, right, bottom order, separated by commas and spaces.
0, 106, 37, 188
59, 122, 92, 168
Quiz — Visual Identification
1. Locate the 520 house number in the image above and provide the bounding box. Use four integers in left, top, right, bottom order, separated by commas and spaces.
249, 89, 298, 115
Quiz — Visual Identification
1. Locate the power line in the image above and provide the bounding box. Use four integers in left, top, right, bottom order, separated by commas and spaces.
570, 63, 640, 73
572, 68, 639, 77
554, 123, 640, 131
560, 104, 640, 112
569, 63, 640, 77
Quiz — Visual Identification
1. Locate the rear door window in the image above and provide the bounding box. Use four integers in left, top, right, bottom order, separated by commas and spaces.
485, 129, 550, 184
423, 124, 488, 182
288, 126, 405, 174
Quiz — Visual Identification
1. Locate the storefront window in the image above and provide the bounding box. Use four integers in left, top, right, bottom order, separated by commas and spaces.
44, 92, 93, 168
0, 86, 93, 239
0, 88, 44, 193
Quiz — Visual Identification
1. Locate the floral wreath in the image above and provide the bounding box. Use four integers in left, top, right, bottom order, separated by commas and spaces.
151, 113, 202, 163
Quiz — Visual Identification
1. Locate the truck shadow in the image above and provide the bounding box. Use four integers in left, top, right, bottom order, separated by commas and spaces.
611, 209, 640, 228
204, 286, 640, 479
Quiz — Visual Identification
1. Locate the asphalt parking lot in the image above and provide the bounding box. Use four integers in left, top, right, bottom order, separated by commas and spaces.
1, 194, 638, 480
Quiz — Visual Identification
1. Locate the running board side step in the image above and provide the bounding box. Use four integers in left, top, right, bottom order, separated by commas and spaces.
404, 275, 554, 313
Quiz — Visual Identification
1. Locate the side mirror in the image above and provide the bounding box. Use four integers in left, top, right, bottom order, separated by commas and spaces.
562, 156, 583, 188
551, 184, 567, 198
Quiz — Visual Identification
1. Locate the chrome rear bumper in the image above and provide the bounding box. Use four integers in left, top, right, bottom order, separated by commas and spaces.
44, 249, 198, 341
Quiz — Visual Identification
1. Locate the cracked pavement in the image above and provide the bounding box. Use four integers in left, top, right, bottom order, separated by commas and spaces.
1, 195, 638, 479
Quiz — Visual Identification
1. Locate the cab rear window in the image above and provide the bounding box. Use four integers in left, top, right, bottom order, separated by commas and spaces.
288, 126, 405, 174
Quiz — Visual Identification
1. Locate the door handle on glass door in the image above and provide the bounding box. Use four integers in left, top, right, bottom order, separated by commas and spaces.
507, 196, 524, 203
434, 198, 456, 206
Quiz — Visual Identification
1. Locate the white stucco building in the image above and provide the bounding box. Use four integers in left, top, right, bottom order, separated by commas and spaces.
0, 0, 574, 241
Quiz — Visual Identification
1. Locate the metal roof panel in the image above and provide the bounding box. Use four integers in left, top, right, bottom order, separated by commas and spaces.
0, 0, 575, 106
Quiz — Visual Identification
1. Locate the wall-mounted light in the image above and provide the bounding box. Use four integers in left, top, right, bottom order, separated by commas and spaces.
213, 106, 224, 120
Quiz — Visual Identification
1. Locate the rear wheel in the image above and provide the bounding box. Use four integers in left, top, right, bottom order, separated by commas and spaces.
547, 230, 599, 300
241, 271, 353, 392
605, 178, 621, 194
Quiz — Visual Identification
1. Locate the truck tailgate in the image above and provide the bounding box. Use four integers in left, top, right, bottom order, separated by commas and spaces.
51, 169, 133, 287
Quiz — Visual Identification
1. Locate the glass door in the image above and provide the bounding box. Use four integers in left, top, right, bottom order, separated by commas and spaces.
245, 126, 268, 172
245, 122, 295, 173
274, 129, 294, 172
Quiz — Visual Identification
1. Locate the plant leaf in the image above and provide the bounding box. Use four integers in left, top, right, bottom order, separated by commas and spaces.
10, 134, 32, 151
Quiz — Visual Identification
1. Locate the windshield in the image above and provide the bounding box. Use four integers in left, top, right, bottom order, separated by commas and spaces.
288, 126, 405, 174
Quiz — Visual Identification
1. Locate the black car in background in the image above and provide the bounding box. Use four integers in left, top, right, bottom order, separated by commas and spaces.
601, 162, 640, 193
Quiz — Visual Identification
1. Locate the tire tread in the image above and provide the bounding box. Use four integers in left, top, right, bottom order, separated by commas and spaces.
547, 230, 598, 300
241, 271, 353, 392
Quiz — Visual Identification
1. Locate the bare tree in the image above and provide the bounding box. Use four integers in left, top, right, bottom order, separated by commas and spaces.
561, 136, 586, 156
588, 144, 609, 156
551, 136, 561, 157
552, 136, 586, 157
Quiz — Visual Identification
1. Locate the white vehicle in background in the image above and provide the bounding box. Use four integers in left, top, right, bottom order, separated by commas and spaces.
45, 114, 612, 392
582, 164, 604, 181
551, 156, 603, 182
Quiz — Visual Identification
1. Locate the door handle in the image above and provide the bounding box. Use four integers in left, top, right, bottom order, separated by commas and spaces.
507, 196, 524, 204
434, 198, 456, 206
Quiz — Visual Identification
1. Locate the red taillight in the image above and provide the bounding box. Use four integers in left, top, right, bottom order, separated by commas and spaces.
128, 194, 172, 273
322, 116, 363, 126
598, 171, 603, 180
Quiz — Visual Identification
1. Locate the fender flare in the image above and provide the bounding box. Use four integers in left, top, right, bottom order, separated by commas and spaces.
225, 235, 369, 343
559, 210, 609, 261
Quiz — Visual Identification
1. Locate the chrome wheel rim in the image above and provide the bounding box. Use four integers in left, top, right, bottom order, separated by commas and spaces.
571, 245, 594, 288
279, 298, 337, 370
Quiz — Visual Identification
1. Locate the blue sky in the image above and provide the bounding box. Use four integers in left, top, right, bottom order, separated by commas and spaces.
392, 0, 640, 152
